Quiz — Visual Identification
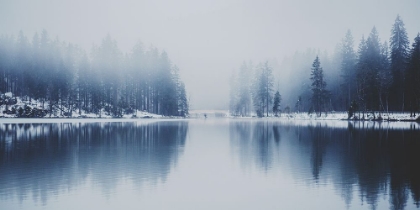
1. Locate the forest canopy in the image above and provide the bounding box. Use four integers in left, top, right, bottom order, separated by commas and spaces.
0, 30, 189, 117
230, 15, 420, 118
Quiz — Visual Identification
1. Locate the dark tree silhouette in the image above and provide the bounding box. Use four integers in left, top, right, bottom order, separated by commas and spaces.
310, 56, 329, 116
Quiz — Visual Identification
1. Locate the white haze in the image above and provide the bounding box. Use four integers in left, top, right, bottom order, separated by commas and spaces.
1, 0, 419, 110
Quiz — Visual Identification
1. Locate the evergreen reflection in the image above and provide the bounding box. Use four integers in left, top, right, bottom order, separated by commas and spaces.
230, 120, 420, 210
0, 121, 188, 205
229, 121, 281, 171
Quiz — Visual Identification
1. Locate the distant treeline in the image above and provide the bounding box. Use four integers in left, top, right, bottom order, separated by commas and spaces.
230, 15, 420, 117
0, 30, 189, 117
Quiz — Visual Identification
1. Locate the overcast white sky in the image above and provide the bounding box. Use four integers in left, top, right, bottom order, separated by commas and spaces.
1, 0, 419, 109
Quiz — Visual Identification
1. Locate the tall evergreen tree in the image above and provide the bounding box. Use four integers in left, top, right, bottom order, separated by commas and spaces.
76, 52, 91, 114
177, 81, 189, 117
129, 41, 146, 112
356, 35, 368, 113
229, 71, 240, 116
229, 62, 253, 117
237, 62, 252, 116
272, 91, 281, 116
158, 51, 178, 116
16, 31, 30, 98
91, 35, 122, 116
356, 28, 384, 114
390, 15, 409, 111
378, 41, 392, 112
406, 34, 420, 117
310, 56, 329, 116
340, 30, 357, 108
255, 61, 274, 117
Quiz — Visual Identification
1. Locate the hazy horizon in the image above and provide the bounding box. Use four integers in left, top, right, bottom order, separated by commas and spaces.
1, 0, 419, 110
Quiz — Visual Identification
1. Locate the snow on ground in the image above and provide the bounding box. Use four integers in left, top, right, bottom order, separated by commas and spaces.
0, 93, 164, 119
228, 111, 420, 122
1, 92, 419, 125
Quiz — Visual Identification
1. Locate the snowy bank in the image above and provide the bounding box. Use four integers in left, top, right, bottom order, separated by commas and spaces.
228, 111, 420, 122
0, 92, 165, 119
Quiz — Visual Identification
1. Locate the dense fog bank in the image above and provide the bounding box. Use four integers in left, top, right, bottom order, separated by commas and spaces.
0, 31, 189, 118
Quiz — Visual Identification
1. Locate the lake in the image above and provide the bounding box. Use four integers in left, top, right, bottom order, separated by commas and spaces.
0, 119, 419, 210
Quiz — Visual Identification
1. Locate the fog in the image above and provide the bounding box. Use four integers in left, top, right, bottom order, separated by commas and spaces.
1, 0, 419, 110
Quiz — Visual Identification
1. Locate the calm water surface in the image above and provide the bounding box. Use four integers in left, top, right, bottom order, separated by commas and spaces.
0, 119, 419, 210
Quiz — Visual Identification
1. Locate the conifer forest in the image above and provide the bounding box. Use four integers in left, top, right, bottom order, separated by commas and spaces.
230, 15, 420, 118
0, 31, 189, 117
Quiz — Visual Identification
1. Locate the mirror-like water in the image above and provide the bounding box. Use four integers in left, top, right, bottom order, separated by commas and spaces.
0, 119, 419, 210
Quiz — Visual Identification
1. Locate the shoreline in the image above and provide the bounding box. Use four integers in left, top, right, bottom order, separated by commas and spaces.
0, 115, 419, 123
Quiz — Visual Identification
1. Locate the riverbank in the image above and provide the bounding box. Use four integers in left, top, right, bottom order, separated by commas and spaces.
1, 92, 167, 119
229, 112, 420, 122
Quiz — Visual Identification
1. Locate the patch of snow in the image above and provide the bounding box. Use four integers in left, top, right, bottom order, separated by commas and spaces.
0, 94, 165, 119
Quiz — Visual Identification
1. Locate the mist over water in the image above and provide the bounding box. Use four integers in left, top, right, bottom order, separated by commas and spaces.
1, 0, 419, 109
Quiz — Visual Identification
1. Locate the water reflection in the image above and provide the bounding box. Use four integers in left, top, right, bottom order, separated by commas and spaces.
230, 120, 420, 210
0, 121, 188, 205
230, 121, 281, 171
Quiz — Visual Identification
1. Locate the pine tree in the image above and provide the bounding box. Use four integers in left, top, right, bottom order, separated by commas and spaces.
229, 71, 240, 116
158, 51, 177, 116
356, 36, 368, 113
237, 62, 252, 116
406, 34, 420, 117
178, 82, 189, 117
256, 61, 274, 117
272, 91, 281, 116
76, 52, 91, 114
16, 31, 30, 98
390, 15, 409, 111
37, 30, 50, 108
356, 27, 384, 115
91, 35, 122, 116
229, 62, 253, 117
340, 30, 357, 108
310, 56, 329, 116
366, 27, 384, 112
378, 41, 391, 112
129, 41, 145, 112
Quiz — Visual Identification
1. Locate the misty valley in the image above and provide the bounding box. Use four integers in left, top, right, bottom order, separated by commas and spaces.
229, 15, 420, 121
0, 32, 189, 119
1, 16, 420, 120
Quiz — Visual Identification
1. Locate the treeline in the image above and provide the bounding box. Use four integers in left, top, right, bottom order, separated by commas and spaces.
0, 30, 189, 117
230, 61, 280, 117
230, 15, 420, 117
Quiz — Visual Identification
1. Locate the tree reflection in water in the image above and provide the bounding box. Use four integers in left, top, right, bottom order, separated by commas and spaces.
0, 121, 188, 205
230, 120, 420, 210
